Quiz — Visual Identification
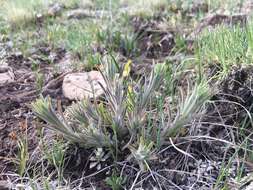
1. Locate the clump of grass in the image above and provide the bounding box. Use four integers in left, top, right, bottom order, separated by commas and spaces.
119, 33, 139, 57
32, 56, 210, 172
120, 0, 169, 17
58, 0, 94, 9
93, 0, 120, 10
0, 0, 96, 28
196, 23, 253, 78
45, 21, 102, 69
96, 21, 139, 57
45, 20, 109, 69
41, 137, 67, 182
17, 136, 28, 177
46, 22, 93, 56
1, 0, 50, 27
106, 170, 126, 190
35, 72, 44, 92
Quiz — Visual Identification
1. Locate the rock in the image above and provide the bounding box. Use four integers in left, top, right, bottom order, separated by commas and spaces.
62, 71, 106, 100
6, 41, 13, 49
54, 53, 75, 73
240, 174, 253, 190
15, 184, 27, 190
242, 0, 253, 15
14, 51, 23, 59
48, 3, 64, 17
0, 65, 14, 85
35, 13, 44, 23
245, 182, 253, 190
0, 180, 11, 190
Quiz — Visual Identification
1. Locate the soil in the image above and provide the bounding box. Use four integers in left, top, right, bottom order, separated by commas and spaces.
1, 1, 253, 189
0, 43, 68, 177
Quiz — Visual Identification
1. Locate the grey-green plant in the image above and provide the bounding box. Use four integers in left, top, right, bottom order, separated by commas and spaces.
105, 170, 125, 190
119, 33, 139, 57
32, 56, 210, 171
35, 72, 44, 92
41, 137, 67, 182
17, 136, 29, 177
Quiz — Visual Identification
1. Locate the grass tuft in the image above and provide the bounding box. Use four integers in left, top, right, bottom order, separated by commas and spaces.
196, 23, 253, 78
1, 0, 50, 27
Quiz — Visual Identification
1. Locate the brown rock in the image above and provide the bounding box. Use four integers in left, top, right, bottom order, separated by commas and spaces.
62, 71, 106, 100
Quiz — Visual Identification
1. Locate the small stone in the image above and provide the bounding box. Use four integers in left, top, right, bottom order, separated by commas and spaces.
36, 13, 44, 23
14, 51, 23, 58
242, 0, 253, 15
48, 3, 64, 17
0, 180, 11, 190
245, 181, 253, 190
16, 184, 26, 190
56, 186, 70, 190
206, 165, 213, 172
6, 41, 13, 49
62, 71, 106, 100
201, 163, 207, 168
54, 53, 75, 73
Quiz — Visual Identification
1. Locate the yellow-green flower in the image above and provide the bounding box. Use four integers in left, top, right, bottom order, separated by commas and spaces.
123, 60, 132, 78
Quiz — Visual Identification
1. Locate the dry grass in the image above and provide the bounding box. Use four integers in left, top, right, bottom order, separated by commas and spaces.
1, 0, 51, 26
119, 0, 168, 17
